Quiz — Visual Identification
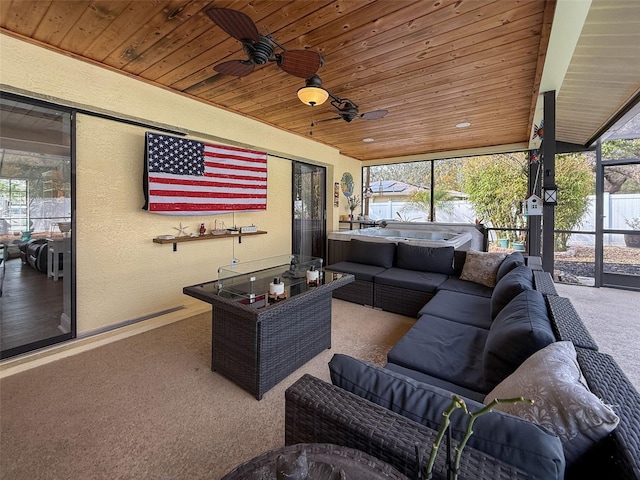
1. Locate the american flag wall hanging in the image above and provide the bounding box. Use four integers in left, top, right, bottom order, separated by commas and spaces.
143, 132, 267, 215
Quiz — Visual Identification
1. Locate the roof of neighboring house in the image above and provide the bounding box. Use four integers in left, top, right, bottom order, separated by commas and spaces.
368, 180, 422, 195
368, 181, 468, 199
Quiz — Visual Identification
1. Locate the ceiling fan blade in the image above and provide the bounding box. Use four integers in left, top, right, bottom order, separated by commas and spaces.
206, 8, 259, 43
214, 60, 255, 77
360, 109, 388, 120
315, 117, 342, 124
278, 50, 323, 78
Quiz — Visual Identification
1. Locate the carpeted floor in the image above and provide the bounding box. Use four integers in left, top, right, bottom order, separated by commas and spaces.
1, 286, 638, 480
0, 300, 414, 480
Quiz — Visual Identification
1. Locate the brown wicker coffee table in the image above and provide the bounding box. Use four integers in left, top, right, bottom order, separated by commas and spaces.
221, 443, 408, 479
184, 256, 354, 399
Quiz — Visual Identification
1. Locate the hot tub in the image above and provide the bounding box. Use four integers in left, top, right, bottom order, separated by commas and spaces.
328, 222, 484, 264
339, 227, 472, 248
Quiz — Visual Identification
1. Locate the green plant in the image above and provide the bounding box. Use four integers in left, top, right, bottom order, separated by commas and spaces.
402, 189, 455, 221
553, 154, 592, 251
462, 154, 528, 240
417, 395, 532, 480
462, 152, 593, 251
347, 195, 361, 213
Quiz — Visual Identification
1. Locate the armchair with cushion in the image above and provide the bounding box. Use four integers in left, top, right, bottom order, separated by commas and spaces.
18, 238, 48, 273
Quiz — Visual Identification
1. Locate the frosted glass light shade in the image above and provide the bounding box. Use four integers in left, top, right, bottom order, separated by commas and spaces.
297, 86, 329, 106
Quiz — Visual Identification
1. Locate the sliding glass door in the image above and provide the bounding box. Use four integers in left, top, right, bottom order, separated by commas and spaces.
292, 162, 326, 260
0, 93, 74, 358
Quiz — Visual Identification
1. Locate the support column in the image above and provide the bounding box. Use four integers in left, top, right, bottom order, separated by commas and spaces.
363, 166, 371, 217
542, 91, 556, 273
528, 151, 542, 257
594, 141, 603, 287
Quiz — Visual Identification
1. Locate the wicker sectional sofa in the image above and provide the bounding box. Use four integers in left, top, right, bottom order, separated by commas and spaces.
325, 239, 551, 317
284, 240, 640, 479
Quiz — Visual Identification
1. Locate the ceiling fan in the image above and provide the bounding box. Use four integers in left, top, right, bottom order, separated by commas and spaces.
298, 75, 388, 123
328, 97, 388, 123
206, 8, 323, 78
309, 95, 388, 136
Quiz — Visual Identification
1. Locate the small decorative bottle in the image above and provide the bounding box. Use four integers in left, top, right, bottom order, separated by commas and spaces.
199, 223, 206, 236
268, 277, 285, 303
306, 265, 319, 287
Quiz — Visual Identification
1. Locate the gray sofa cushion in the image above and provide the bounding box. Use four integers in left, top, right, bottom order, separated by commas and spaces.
484, 289, 556, 388
346, 239, 396, 268
329, 354, 566, 480
385, 362, 486, 403
324, 261, 387, 282
490, 265, 533, 320
496, 251, 525, 283
436, 276, 494, 297
453, 250, 467, 276
387, 314, 488, 392
396, 243, 455, 275
374, 268, 448, 293
418, 290, 492, 329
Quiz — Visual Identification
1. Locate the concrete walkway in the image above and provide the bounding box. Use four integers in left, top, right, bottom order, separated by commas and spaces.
555, 283, 640, 390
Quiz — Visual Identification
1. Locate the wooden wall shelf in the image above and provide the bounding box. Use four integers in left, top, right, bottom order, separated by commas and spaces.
153, 231, 267, 251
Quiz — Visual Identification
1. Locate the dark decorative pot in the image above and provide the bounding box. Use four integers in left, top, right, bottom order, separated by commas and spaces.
624, 234, 640, 248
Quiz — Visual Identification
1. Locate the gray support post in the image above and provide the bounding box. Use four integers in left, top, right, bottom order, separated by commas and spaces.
528, 151, 542, 257
542, 91, 556, 274
594, 141, 603, 287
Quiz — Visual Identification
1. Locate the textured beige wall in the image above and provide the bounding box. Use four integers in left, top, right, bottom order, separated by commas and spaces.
1, 34, 361, 335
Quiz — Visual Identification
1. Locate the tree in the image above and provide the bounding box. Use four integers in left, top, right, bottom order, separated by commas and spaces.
462, 152, 593, 250
369, 162, 430, 187
601, 139, 640, 193
370, 152, 593, 250
554, 154, 593, 250
462, 153, 528, 242
434, 158, 466, 192
401, 189, 455, 221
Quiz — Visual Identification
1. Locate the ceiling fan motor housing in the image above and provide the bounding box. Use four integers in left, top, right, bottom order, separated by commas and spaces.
339, 103, 359, 122
243, 36, 275, 65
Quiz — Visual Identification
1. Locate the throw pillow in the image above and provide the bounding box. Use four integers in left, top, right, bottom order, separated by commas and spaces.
484, 341, 620, 467
346, 238, 396, 268
328, 354, 565, 479
395, 243, 455, 275
459, 250, 507, 288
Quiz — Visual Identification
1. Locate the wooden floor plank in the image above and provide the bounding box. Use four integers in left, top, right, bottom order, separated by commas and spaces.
0, 257, 65, 353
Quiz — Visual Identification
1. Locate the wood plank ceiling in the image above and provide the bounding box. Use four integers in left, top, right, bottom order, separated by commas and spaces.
0, 0, 555, 162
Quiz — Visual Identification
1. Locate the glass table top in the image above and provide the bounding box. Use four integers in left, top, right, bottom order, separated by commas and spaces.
188, 254, 347, 309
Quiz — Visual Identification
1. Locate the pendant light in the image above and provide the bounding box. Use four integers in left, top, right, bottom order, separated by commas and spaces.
297, 75, 329, 106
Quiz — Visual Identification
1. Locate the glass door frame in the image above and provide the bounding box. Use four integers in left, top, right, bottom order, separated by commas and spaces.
596, 143, 640, 290
291, 162, 327, 262
0, 92, 76, 359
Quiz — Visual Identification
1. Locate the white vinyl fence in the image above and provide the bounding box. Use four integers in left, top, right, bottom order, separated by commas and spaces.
368, 193, 640, 247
